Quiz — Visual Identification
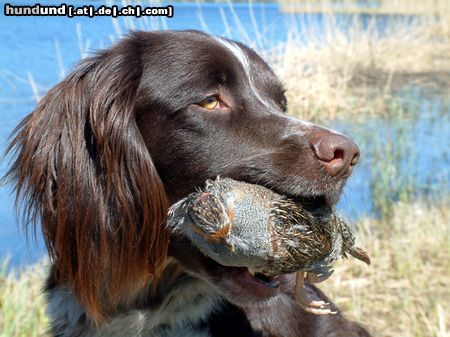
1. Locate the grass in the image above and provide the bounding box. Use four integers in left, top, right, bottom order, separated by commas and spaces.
0, 260, 49, 337
321, 199, 450, 337
272, 26, 450, 121
1, 201, 448, 336
270, 14, 450, 122
366, 119, 418, 218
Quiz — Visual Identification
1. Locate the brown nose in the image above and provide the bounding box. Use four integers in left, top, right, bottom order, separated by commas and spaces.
311, 133, 360, 178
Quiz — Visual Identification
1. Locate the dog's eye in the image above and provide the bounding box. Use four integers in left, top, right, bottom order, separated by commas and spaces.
199, 96, 220, 110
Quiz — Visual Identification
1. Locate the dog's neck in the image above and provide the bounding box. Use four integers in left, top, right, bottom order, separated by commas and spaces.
46, 259, 221, 337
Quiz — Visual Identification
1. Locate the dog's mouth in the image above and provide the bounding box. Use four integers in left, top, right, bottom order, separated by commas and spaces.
250, 178, 343, 219
206, 264, 282, 303
293, 193, 327, 209
173, 243, 283, 302
236, 267, 280, 288
173, 180, 345, 304
290, 194, 335, 219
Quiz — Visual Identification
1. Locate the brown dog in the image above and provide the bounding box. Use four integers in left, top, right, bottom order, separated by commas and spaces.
5, 30, 369, 337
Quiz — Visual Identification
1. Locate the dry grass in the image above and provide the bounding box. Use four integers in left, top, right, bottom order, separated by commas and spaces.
268, 7, 450, 121
321, 200, 450, 337
0, 260, 49, 337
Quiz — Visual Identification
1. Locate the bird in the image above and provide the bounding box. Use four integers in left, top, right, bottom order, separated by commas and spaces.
168, 177, 370, 315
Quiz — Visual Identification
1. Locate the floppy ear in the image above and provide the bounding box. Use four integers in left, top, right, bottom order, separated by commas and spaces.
4, 34, 169, 322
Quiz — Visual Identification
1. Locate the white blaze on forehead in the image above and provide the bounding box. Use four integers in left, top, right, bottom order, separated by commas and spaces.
214, 37, 346, 133
213, 36, 273, 110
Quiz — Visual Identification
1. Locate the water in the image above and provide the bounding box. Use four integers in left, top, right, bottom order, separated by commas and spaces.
0, 2, 448, 266
333, 91, 450, 219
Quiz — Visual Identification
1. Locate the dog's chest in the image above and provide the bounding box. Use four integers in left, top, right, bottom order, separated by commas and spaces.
47, 279, 220, 337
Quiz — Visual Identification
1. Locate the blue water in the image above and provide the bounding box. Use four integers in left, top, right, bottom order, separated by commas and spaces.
332, 93, 450, 218
0, 1, 448, 266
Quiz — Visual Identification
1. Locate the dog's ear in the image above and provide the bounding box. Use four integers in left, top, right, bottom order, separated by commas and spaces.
4, 34, 169, 322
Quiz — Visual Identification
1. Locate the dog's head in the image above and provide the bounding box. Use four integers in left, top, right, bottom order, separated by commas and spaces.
5, 30, 359, 321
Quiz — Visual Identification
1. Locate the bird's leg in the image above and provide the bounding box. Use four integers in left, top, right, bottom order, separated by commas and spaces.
295, 272, 337, 315
294, 271, 304, 304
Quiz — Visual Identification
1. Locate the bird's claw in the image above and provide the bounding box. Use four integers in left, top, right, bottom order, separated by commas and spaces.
308, 300, 329, 308
304, 305, 338, 315
295, 272, 337, 315
300, 298, 337, 315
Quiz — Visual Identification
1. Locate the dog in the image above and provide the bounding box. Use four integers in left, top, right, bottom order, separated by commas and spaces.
5, 30, 370, 336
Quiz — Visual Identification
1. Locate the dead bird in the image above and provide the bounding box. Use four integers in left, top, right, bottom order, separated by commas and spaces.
168, 177, 370, 315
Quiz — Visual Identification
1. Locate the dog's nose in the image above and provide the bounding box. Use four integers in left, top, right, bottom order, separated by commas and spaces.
310, 132, 360, 178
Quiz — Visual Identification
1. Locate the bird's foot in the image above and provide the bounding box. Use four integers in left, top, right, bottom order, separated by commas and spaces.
295, 272, 337, 315
302, 300, 337, 315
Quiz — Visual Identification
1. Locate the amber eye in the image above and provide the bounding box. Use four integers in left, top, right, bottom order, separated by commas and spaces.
199, 96, 220, 110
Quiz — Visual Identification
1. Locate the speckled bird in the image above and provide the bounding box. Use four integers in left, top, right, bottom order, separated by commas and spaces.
168, 177, 370, 314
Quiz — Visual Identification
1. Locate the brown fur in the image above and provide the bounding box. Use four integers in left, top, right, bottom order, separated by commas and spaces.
4, 30, 369, 336
5, 40, 169, 321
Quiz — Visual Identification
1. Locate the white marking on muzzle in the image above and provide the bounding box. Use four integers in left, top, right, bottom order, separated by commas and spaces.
285, 115, 347, 137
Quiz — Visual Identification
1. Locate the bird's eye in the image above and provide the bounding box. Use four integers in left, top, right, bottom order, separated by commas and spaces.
199, 96, 220, 110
